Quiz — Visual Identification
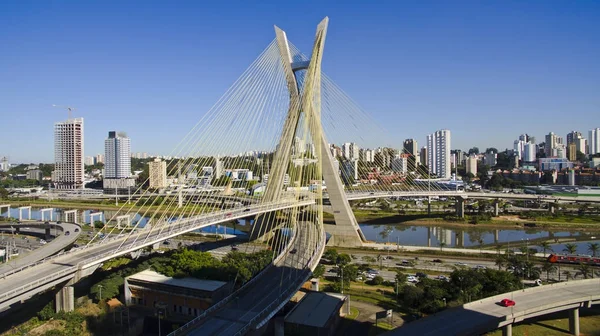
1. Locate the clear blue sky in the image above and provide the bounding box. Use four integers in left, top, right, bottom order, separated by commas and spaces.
1, 1, 599, 163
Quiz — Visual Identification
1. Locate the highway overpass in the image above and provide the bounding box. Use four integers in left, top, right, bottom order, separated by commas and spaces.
386, 279, 600, 336
0, 199, 314, 313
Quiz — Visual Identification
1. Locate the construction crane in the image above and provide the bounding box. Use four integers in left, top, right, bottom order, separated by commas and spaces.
52, 104, 76, 119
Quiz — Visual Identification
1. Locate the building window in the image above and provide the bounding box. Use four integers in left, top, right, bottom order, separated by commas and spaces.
179, 306, 182, 313
188, 307, 192, 315
173, 305, 177, 312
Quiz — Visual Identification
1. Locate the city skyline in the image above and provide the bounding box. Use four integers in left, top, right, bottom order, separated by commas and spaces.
1, 2, 599, 163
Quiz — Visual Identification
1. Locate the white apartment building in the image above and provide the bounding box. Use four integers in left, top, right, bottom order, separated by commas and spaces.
149, 158, 167, 189
54, 118, 84, 189
466, 155, 478, 175
104, 131, 132, 179
426, 130, 451, 179
391, 155, 408, 174
590, 128, 600, 155
545, 132, 563, 157
523, 142, 537, 162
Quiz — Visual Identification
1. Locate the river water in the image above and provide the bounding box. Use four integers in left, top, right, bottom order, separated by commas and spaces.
2, 207, 598, 255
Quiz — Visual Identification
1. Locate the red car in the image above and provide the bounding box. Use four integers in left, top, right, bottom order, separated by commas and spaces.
500, 299, 515, 307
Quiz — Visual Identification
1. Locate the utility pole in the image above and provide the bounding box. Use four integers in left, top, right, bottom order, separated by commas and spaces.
97, 284, 103, 302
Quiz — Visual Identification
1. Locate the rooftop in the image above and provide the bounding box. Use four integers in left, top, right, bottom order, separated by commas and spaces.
285, 291, 347, 328
126, 269, 227, 292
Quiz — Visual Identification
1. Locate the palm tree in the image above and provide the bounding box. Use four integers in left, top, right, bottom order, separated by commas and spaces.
519, 246, 529, 258
541, 261, 557, 282
439, 242, 446, 251
587, 242, 600, 257
563, 243, 577, 255
562, 270, 572, 281
576, 263, 592, 279
495, 256, 505, 271
537, 241, 553, 257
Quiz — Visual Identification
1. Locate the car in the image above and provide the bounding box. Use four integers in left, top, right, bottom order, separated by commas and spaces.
163, 241, 171, 245
500, 299, 515, 307
416, 272, 427, 278
290, 248, 297, 254
366, 273, 376, 280
437, 275, 449, 281
455, 262, 468, 267
64, 231, 70, 236
56, 221, 62, 224
225, 213, 233, 218
367, 269, 379, 275
474, 265, 487, 270
432, 259, 443, 263
407, 276, 419, 283
243, 208, 251, 212
74, 228, 79, 232
231, 244, 239, 251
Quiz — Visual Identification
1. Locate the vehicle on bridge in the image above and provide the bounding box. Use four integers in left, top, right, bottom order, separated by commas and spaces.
547, 253, 600, 266
499, 298, 515, 307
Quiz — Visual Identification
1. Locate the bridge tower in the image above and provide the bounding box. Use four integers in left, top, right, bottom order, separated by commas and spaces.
261, 17, 365, 247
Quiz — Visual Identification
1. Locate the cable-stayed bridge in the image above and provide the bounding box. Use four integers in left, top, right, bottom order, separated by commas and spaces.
2, 17, 599, 335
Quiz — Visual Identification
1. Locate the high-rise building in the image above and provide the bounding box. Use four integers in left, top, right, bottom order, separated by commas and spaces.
567, 143, 577, 161
403, 139, 420, 166
84, 156, 95, 166
419, 147, 427, 170
484, 152, 497, 167
426, 129, 451, 179
149, 158, 167, 189
391, 155, 408, 174
342, 143, 351, 160
95, 154, 104, 164
104, 131, 131, 179
576, 137, 587, 155
0, 156, 10, 172
513, 140, 526, 160
466, 155, 477, 176
54, 117, 84, 189
589, 128, 600, 155
545, 132, 563, 157
524, 143, 537, 162
567, 131, 582, 146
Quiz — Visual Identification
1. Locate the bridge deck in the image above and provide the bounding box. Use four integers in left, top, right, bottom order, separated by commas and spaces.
386, 279, 600, 336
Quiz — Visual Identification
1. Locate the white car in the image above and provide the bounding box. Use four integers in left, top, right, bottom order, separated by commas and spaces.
407, 276, 419, 283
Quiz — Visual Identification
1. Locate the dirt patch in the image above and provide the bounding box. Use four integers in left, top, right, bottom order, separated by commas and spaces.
28, 320, 65, 336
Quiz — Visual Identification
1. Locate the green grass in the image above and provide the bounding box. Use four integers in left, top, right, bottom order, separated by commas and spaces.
369, 321, 395, 336
485, 309, 600, 336
347, 307, 359, 320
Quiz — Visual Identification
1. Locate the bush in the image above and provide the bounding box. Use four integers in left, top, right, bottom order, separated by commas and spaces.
368, 275, 384, 286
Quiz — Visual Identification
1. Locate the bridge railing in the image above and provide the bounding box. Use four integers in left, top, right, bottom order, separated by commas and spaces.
0, 199, 314, 307
234, 223, 327, 335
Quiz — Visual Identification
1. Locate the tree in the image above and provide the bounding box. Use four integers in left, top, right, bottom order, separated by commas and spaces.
0, 187, 8, 200
537, 242, 553, 257
94, 221, 105, 229
494, 256, 505, 270
439, 242, 446, 251
563, 270, 572, 281
485, 148, 498, 154
395, 271, 407, 284
323, 249, 338, 263
587, 242, 600, 257
468, 147, 480, 155
576, 263, 592, 279
541, 261, 557, 281
576, 151, 586, 162
563, 243, 577, 255
312, 264, 325, 278
336, 253, 352, 266
369, 275, 384, 286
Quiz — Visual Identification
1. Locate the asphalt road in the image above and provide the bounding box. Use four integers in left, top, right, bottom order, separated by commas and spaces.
188, 221, 318, 335
0, 222, 81, 276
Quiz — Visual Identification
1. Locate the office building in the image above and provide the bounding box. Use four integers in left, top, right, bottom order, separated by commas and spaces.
568, 143, 577, 161
341, 159, 358, 183
104, 131, 131, 179
567, 131, 582, 146
590, 128, 600, 155
466, 155, 477, 175
576, 137, 587, 155
149, 158, 167, 189
426, 129, 451, 179
84, 156, 95, 166
54, 117, 84, 189
513, 140, 526, 161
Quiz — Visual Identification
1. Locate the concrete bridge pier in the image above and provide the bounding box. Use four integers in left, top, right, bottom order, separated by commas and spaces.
502, 323, 512, 336
549, 203, 556, 214
569, 308, 580, 335
494, 201, 500, 217
63, 210, 78, 224
427, 196, 432, 215
18, 206, 32, 221
455, 197, 465, 218
494, 230, 499, 244
55, 286, 75, 312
